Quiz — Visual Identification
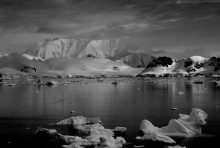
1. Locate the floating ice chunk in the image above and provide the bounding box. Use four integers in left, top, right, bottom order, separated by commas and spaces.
188, 108, 207, 125
112, 126, 127, 133
137, 108, 208, 143
178, 92, 184, 95
171, 108, 178, 110
136, 133, 176, 144
62, 136, 93, 148
95, 137, 126, 148
137, 120, 175, 144
139, 120, 159, 134
36, 124, 126, 148
167, 145, 186, 148
53, 116, 126, 148
56, 116, 101, 126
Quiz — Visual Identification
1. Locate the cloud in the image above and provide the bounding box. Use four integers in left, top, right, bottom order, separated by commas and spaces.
0, 0, 220, 58
120, 23, 149, 30
175, 0, 220, 4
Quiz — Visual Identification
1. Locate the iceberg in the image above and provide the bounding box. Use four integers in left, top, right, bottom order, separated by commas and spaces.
35, 116, 126, 148
137, 108, 208, 143
56, 116, 101, 125
136, 120, 176, 144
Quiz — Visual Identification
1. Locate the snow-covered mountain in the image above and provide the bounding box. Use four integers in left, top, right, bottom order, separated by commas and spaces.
138, 56, 220, 77
22, 53, 44, 61
190, 56, 208, 63
24, 38, 120, 60
24, 38, 153, 68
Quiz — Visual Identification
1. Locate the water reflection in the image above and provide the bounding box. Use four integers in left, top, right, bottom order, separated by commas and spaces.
0, 78, 220, 147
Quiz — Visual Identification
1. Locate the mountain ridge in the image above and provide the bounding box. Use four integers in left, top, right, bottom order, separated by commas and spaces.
24, 37, 154, 68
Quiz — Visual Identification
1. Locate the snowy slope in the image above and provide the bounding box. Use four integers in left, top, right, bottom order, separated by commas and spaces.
0, 53, 142, 77
43, 57, 143, 77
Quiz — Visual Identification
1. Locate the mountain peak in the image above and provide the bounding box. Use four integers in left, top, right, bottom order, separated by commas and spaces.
190, 56, 208, 63
25, 38, 121, 60
23, 37, 154, 67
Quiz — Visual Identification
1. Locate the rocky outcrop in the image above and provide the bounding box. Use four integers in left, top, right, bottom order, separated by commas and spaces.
118, 53, 154, 68
20, 66, 36, 73
138, 56, 220, 77
145, 56, 173, 68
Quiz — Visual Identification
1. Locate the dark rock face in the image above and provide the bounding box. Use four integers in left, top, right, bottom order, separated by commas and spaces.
146, 57, 173, 68
207, 57, 220, 71
184, 58, 193, 67
118, 53, 154, 68
20, 66, 36, 73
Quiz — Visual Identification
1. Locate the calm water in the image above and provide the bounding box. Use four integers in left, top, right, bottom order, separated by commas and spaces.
0, 78, 220, 148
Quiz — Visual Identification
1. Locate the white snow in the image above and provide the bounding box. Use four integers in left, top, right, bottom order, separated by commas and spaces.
22, 53, 44, 61
0, 53, 8, 58
190, 56, 208, 63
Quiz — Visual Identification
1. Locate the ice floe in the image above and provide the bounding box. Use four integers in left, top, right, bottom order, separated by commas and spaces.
36, 116, 126, 148
137, 108, 208, 143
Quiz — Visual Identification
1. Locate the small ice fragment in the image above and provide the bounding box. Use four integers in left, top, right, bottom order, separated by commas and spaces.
113, 127, 127, 133
171, 108, 178, 110
134, 145, 144, 148
167, 145, 186, 148
178, 92, 184, 95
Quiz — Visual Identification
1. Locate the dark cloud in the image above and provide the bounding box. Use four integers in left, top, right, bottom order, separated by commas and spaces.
0, 0, 220, 58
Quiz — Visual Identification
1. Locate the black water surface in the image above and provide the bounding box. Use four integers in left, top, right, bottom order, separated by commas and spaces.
0, 78, 220, 148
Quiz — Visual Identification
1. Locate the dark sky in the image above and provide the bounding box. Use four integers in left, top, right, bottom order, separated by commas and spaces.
0, 0, 220, 59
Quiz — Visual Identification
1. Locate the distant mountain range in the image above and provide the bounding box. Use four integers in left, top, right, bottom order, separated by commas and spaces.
1, 37, 220, 78
24, 38, 154, 68
138, 56, 220, 77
